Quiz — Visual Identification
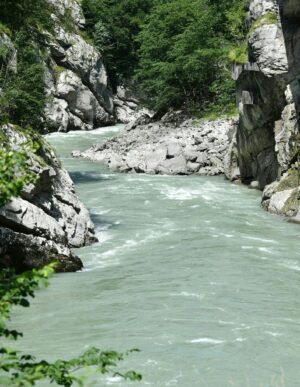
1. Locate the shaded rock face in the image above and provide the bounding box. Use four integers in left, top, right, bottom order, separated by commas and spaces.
43, 0, 115, 132
0, 124, 97, 273
229, 0, 300, 219
75, 113, 237, 176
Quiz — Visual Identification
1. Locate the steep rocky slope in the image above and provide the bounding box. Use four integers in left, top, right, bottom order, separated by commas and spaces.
227, 0, 300, 221
0, 125, 96, 272
45, 0, 150, 129
0, 0, 147, 131
43, 0, 115, 131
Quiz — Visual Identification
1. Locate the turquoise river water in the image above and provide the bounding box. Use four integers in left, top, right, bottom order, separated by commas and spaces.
11, 125, 300, 386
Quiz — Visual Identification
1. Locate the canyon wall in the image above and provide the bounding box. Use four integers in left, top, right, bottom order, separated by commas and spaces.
43, 0, 115, 131
229, 0, 300, 220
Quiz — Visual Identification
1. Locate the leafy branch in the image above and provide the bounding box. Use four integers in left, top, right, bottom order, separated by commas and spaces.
0, 266, 142, 386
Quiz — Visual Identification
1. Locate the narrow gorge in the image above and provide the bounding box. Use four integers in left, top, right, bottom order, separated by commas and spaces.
1, 0, 300, 386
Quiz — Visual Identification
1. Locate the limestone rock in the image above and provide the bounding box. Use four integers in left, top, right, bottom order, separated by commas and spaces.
0, 198, 66, 244
114, 85, 153, 124
228, 0, 300, 220
42, 0, 115, 132
158, 155, 187, 175
0, 124, 97, 272
47, 0, 85, 27
79, 116, 237, 176
0, 33, 17, 73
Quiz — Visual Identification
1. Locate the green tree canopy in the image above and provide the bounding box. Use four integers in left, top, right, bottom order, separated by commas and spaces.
82, 0, 154, 89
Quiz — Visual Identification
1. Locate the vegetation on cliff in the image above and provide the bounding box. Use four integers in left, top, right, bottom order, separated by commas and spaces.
0, 0, 52, 129
1, 0, 248, 122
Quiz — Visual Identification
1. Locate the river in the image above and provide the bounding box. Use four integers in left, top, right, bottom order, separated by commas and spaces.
12, 125, 300, 386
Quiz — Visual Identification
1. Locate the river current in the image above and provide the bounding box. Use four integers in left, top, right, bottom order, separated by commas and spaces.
12, 125, 300, 386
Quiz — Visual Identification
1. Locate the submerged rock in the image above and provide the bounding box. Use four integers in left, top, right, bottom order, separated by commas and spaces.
78, 115, 238, 176
0, 124, 97, 272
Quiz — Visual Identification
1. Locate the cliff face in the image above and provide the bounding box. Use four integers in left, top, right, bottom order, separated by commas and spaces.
43, 0, 115, 131
0, 125, 96, 272
229, 0, 300, 220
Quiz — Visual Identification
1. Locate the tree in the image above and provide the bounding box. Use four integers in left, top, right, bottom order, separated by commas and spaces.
135, 0, 226, 112
81, 0, 154, 89
135, 0, 247, 115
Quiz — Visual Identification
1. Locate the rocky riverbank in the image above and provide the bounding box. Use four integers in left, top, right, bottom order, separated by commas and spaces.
75, 113, 238, 176
0, 124, 96, 272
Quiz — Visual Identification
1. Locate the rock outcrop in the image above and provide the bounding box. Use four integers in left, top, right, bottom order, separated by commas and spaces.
75, 112, 237, 176
0, 124, 96, 272
0, 1, 152, 132
228, 0, 300, 220
43, 0, 115, 132
114, 85, 153, 124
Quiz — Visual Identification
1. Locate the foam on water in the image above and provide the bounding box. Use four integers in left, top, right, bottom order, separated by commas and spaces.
187, 338, 225, 345
243, 235, 278, 244
90, 207, 111, 215
95, 231, 113, 244
169, 291, 205, 300
160, 187, 206, 201
265, 331, 283, 337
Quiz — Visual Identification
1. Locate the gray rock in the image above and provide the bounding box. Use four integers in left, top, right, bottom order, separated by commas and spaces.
114, 86, 153, 124
187, 161, 200, 173
46, 0, 85, 28
0, 33, 17, 73
196, 153, 208, 166
0, 124, 97, 272
42, 0, 115, 132
145, 146, 168, 173
167, 142, 182, 158
0, 198, 66, 244
228, 0, 300, 220
268, 188, 297, 214
158, 155, 187, 175
224, 126, 240, 181
183, 145, 199, 162
72, 150, 82, 158
79, 116, 237, 176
